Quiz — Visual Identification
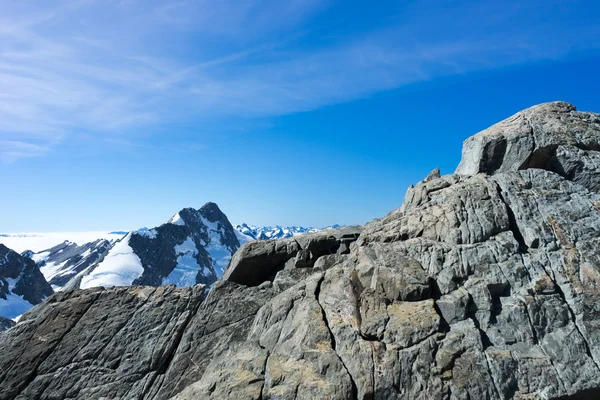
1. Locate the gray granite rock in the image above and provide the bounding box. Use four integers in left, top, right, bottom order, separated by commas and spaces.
0, 285, 205, 399
3, 103, 600, 399
223, 227, 361, 286
455, 101, 600, 178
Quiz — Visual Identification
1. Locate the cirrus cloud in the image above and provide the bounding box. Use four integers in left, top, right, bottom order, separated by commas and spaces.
0, 0, 599, 162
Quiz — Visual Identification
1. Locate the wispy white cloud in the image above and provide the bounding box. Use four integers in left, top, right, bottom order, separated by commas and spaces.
0, 0, 598, 162
0, 140, 57, 163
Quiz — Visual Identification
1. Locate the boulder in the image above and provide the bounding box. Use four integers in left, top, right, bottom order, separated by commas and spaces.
455, 101, 600, 181
223, 227, 361, 286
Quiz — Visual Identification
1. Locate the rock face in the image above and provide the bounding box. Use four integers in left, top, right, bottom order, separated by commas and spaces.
0, 244, 53, 325
455, 101, 600, 191
224, 227, 361, 286
3, 102, 600, 399
0, 285, 205, 399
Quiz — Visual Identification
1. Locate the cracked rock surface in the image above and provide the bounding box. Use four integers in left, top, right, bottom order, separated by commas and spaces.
3, 102, 600, 399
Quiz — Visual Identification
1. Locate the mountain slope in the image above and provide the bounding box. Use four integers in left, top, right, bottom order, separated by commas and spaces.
26, 211, 328, 291
28, 239, 113, 291
0, 244, 53, 323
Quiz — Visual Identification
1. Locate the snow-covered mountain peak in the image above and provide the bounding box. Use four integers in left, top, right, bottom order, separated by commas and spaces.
234, 224, 326, 241
76, 202, 241, 290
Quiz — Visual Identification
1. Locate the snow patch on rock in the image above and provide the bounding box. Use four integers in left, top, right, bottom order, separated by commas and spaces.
169, 213, 185, 226
164, 237, 201, 287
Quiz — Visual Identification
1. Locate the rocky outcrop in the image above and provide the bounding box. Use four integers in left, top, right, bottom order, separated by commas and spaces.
0, 285, 205, 399
0, 244, 53, 325
2, 102, 600, 399
223, 227, 361, 286
455, 101, 600, 193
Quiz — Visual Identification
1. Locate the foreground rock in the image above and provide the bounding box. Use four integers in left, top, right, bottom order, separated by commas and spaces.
2, 102, 600, 399
0, 285, 205, 399
223, 226, 361, 286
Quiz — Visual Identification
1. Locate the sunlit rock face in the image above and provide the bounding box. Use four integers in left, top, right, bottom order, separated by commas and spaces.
3, 102, 600, 399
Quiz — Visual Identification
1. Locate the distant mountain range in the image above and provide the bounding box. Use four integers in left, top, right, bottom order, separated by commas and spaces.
235, 223, 341, 241
0, 204, 337, 325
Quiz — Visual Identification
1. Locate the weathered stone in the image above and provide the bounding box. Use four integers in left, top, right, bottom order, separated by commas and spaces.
359, 288, 389, 340
4, 103, 600, 399
436, 287, 471, 325
0, 285, 205, 400
384, 299, 440, 349
223, 227, 361, 286
170, 341, 268, 400
455, 101, 600, 176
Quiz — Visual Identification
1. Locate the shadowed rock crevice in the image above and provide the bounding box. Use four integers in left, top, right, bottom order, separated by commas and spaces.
494, 184, 528, 253
314, 275, 359, 400
480, 138, 508, 174
519, 144, 558, 170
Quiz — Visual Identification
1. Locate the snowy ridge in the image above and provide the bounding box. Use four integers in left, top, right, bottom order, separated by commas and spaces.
29, 239, 115, 291
200, 215, 234, 277
8, 206, 336, 301
169, 213, 185, 226
33, 202, 242, 290
0, 205, 336, 325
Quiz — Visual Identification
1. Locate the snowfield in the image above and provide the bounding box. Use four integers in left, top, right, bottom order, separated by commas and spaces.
79, 233, 143, 289
0, 278, 33, 321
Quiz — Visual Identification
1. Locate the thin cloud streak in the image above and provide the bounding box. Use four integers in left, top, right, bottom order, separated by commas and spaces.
0, 0, 598, 162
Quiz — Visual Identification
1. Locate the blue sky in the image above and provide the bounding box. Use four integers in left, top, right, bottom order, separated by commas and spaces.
1, 0, 600, 231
